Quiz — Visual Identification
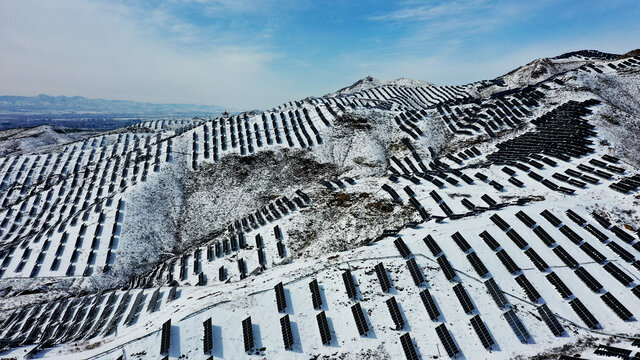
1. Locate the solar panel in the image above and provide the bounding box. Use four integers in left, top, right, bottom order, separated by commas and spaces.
481, 194, 497, 207
437, 255, 457, 281
504, 309, 532, 343
470, 315, 495, 349
540, 210, 562, 227
406, 258, 425, 286
394, 237, 412, 258
375, 263, 392, 292
569, 298, 599, 329
386, 297, 405, 330
546, 272, 573, 298
603, 262, 633, 286
584, 224, 608, 242
452, 232, 471, 253
453, 283, 475, 314
537, 304, 565, 336
559, 225, 583, 245
419, 289, 440, 320
203, 318, 213, 354
276, 241, 285, 258
485, 278, 509, 309
496, 249, 521, 274
280, 314, 294, 349
351, 303, 369, 336
242, 317, 254, 352
309, 279, 323, 309
275, 282, 287, 312
574, 267, 603, 292
490, 214, 510, 231
565, 209, 586, 225
594, 345, 633, 358
435, 324, 460, 357
506, 229, 528, 249
579, 242, 605, 264
423, 235, 442, 256
553, 246, 579, 269
342, 270, 358, 300
480, 231, 501, 251
607, 241, 634, 262
314, 311, 332, 345
160, 319, 171, 355
601, 292, 633, 320
399, 333, 419, 360
439, 202, 453, 216
533, 226, 556, 247
467, 252, 489, 278
515, 274, 542, 302
523, 248, 548, 271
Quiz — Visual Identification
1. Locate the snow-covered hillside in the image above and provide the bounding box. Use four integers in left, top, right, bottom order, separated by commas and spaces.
1, 50, 640, 360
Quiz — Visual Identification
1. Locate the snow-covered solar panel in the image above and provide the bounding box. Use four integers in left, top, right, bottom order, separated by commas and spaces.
423, 235, 442, 256
537, 304, 565, 336
574, 267, 603, 292
419, 289, 440, 320
453, 283, 475, 314
467, 252, 489, 278
399, 333, 419, 360
504, 309, 532, 343
309, 279, 323, 309
569, 298, 600, 329
435, 324, 460, 357
451, 232, 471, 253
485, 278, 509, 309
546, 272, 573, 298
375, 263, 392, 293
406, 258, 425, 286
316, 311, 331, 345
280, 314, 294, 349
342, 270, 358, 300
351, 303, 369, 336
386, 296, 405, 330
437, 254, 457, 281
470, 315, 495, 349
275, 282, 287, 312
394, 237, 411, 258
601, 292, 633, 320
480, 231, 501, 251
515, 274, 542, 302
242, 317, 254, 352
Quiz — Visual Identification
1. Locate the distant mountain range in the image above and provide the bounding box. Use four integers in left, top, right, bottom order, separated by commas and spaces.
0, 94, 227, 116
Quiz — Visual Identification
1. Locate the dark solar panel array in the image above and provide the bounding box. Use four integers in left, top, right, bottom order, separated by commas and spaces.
316, 311, 332, 345
594, 345, 633, 359
160, 319, 171, 354
375, 262, 392, 293
496, 250, 521, 274
437, 255, 457, 281
565, 209, 586, 225
280, 314, 294, 349
524, 248, 549, 271
506, 229, 528, 249
546, 272, 573, 298
386, 297, 405, 330
203, 318, 213, 354
435, 324, 460, 357
607, 241, 634, 262
533, 226, 556, 247
470, 315, 495, 349
351, 303, 369, 336
516, 211, 536, 228
309, 279, 323, 309
490, 214, 510, 231
394, 237, 412, 258
399, 333, 419, 360
504, 309, 532, 343
342, 270, 358, 300
406, 258, 425, 286
569, 298, 600, 329
242, 317, 254, 352
579, 242, 606, 264
480, 231, 501, 251
453, 283, 476, 314
559, 225, 583, 245
419, 289, 441, 320
275, 282, 287, 312
540, 210, 562, 227
452, 232, 472, 253
537, 304, 565, 336
601, 292, 633, 320
485, 278, 509, 309
467, 252, 489, 278
574, 267, 603, 292
603, 262, 633, 286
515, 274, 542, 302
553, 246, 579, 269
423, 235, 442, 256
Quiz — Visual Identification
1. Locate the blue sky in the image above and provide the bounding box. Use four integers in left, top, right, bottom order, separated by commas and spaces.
1, 0, 639, 110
